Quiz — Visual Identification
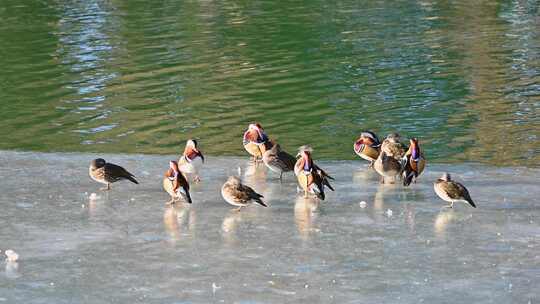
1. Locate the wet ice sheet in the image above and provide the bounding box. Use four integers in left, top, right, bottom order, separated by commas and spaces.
0, 150, 538, 303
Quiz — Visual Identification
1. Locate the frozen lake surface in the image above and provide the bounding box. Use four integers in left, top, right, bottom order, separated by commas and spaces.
0, 150, 538, 303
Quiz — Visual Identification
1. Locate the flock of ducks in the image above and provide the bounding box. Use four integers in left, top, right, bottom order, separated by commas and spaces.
89, 123, 476, 210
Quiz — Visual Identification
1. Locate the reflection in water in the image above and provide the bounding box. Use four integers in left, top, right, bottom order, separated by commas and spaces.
55, 1, 121, 144
163, 205, 195, 242
294, 196, 320, 240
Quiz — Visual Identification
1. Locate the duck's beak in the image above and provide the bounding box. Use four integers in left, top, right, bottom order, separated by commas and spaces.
255, 127, 264, 141
197, 149, 205, 163
354, 138, 364, 150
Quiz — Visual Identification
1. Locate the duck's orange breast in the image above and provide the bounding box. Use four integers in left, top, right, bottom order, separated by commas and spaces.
355, 144, 380, 161
297, 172, 314, 191
244, 142, 264, 157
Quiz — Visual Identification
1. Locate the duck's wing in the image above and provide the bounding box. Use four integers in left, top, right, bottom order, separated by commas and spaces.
104, 163, 138, 184
239, 184, 267, 207
276, 150, 297, 171
312, 165, 334, 191
313, 164, 334, 180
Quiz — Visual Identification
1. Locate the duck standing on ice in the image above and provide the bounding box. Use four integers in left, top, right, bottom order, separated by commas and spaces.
434, 173, 476, 208
294, 146, 334, 200
221, 176, 267, 211
263, 143, 296, 181
243, 123, 271, 162
178, 139, 205, 182
402, 137, 426, 186
163, 160, 192, 205
89, 158, 138, 191
374, 133, 407, 184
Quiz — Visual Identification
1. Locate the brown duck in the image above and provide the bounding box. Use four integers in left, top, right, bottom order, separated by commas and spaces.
434, 173, 476, 208
89, 158, 138, 190
380, 133, 407, 158
374, 134, 407, 184
262, 143, 296, 180
221, 176, 267, 211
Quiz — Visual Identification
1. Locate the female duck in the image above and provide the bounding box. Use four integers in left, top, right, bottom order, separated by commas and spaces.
374, 133, 407, 184
263, 143, 296, 181
434, 173, 476, 208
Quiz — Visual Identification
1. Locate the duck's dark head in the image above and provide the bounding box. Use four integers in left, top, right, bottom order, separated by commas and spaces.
91, 158, 106, 169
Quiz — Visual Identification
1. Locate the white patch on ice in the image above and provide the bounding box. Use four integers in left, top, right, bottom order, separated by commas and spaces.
89, 193, 98, 200
5, 250, 19, 262
359, 201, 367, 208
386, 209, 393, 217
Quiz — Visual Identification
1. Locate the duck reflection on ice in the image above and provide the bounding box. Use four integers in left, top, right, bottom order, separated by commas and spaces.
241, 161, 282, 202
352, 166, 380, 184
241, 161, 268, 192
5, 261, 20, 279
221, 210, 244, 244
434, 209, 472, 238
163, 204, 195, 242
434, 210, 457, 238
294, 196, 320, 240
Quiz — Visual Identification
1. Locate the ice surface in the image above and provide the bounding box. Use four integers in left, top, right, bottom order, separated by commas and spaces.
0, 150, 539, 303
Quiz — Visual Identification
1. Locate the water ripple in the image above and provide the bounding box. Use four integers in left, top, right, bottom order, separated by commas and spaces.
0, 0, 538, 166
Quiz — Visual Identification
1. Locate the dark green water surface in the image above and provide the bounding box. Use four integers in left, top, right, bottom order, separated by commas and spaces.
0, 0, 538, 165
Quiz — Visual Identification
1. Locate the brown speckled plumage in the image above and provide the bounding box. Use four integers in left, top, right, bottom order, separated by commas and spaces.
89, 158, 138, 190
434, 173, 476, 208
263, 144, 296, 180
221, 176, 267, 210
380, 133, 407, 159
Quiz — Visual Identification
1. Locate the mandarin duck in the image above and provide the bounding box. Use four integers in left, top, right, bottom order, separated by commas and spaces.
294, 146, 334, 200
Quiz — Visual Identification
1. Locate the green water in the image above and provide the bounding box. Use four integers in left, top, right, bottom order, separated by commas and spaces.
0, 0, 538, 166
